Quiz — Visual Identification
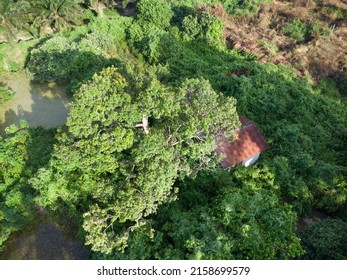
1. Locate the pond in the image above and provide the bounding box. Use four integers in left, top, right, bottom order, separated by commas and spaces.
1, 222, 90, 260
0, 72, 70, 131
0, 73, 90, 259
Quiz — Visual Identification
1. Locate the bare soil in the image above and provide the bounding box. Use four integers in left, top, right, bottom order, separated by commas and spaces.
208, 0, 347, 80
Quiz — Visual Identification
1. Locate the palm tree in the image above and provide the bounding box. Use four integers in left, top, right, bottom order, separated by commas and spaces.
86, 0, 106, 17
30, 0, 84, 34
0, 0, 30, 42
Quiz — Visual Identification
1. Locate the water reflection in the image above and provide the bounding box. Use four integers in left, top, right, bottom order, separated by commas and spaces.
0, 72, 70, 131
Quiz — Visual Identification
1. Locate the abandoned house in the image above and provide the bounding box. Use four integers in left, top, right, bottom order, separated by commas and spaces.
215, 116, 269, 168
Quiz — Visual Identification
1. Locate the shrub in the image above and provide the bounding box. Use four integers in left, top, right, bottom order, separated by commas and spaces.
282, 19, 308, 42
282, 20, 324, 42
0, 85, 14, 105
314, 78, 346, 103
182, 10, 224, 48
136, 0, 173, 30
300, 218, 347, 259
0, 40, 39, 73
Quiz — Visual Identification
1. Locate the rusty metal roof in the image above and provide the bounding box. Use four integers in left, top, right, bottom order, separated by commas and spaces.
215, 116, 269, 168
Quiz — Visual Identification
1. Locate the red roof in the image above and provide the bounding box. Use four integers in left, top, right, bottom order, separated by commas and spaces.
215, 116, 269, 168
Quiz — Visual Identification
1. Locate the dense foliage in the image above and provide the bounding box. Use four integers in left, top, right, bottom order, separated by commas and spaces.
0, 122, 56, 250
300, 218, 347, 259
103, 167, 303, 260
0, 0, 269, 44
0, 0, 346, 260
30, 64, 239, 253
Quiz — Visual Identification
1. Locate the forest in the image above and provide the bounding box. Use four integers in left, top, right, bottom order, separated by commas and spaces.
0, 0, 346, 260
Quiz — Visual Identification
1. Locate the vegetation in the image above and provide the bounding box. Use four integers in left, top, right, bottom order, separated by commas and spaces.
0, 84, 13, 105
0, 121, 56, 250
0, 0, 31, 42
0, 39, 40, 74
29, 0, 85, 35
102, 167, 303, 259
300, 218, 347, 260
281, 19, 326, 43
30, 64, 239, 253
0, 0, 346, 260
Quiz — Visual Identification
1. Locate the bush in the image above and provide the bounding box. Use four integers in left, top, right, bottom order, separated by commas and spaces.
182, 10, 224, 48
300, 218, 347, 259
314, 78, 346, 104
282, 19, 308, 42
0, 121, 34, 251
88, 16, 132, 45
224, 0, 265, 17
0, 85, 13, 105
0, 40, 39, 73
137, 0, 173, 30
282, 19, 325, 42
26, 16, 134, 83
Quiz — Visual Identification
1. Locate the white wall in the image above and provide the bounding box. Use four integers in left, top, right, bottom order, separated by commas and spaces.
242, 153, 260, 167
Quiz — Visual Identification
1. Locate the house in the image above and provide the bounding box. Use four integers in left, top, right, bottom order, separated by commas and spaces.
215, 116, 269, 168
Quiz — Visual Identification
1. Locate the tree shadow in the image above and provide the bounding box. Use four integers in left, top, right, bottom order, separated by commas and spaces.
1, 50, 119, 133
114, 0, 138, 17
0, 72, 70, 132
26, 49, 120, 94
26, 126, 57, 173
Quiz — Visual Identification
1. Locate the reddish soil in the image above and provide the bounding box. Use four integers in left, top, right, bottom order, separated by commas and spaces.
207, 0, 347, 80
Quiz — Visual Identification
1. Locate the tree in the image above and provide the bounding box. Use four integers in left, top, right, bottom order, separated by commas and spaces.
0, 0, 30, 42
213, 167, 303, 259
136, 0, 172, 30
0, 121, 33, 250
108, 167, 304, 260
0, 121, 57, 251
31, 64, 239, 253
128, 0, 174, 54
30, 0, 84, 34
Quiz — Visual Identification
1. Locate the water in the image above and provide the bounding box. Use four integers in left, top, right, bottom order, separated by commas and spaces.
0, 72, 70, 131
0, 73, 89, 259
1, 222, 90, 260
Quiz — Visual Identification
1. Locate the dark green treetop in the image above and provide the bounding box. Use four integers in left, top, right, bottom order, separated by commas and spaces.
31, 64, 239, 253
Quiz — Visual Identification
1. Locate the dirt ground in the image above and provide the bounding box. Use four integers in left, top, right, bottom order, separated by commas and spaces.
207, 0, 347, 80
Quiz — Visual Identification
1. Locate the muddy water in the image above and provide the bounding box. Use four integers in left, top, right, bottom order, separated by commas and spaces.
0, 73, 89, 259
0, 72, 70, 131
2, 222, 90, 260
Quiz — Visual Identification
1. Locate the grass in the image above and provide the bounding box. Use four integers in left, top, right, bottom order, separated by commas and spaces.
257, 40, 279, 52
0, 39, 40, 73
282, 19, 308, 42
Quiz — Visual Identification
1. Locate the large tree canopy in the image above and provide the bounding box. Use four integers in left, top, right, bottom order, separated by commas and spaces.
103, 167, 303, 260
31, 64, 239, 253
2, 0, 346, 260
